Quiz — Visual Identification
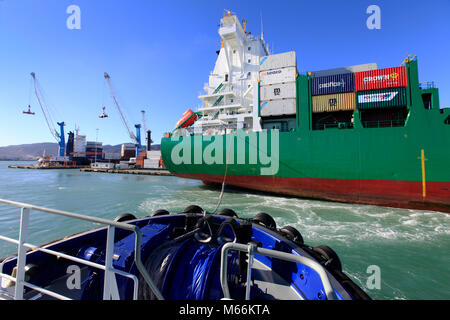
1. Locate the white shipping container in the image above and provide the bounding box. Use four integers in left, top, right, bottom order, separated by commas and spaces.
91, 162, 115, 169
260, 99, 296, 117
72, 152, 86, 158
74, 135, 86, 153
259, 51, 297, 71
74, 145, 86, 153
260, 82, 296, 101
144, 159, 160, 169
51, 156, 70, 162
104, 153, 121, 160
121, 144, 135, 150
259, 67, 297, 86
147, 150, 161, 160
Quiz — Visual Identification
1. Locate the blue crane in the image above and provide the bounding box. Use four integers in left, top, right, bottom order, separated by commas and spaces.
30, 72, 66, 157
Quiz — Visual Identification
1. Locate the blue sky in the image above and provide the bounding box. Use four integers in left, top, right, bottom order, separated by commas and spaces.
0, 0, 449, 147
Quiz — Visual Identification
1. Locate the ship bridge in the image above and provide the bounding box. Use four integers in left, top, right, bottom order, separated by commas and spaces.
194, 12, 269, 134
219, 14, 248, 51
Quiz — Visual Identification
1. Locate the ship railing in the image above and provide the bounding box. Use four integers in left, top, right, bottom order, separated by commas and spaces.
220, 242, 337, 300
362, 119, 405, 128
314, 122, 354, 130
0, 198, 164, 300
419, 81, 436, 90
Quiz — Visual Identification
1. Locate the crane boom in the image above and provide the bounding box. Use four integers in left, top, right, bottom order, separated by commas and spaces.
30, 72, 66, 156
103, 72, 138, 144
30, 72, 59, 142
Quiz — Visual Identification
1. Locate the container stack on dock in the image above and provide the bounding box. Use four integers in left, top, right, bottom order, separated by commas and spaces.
121, 144, 136, 161
135, 151, 147, 168
85, 141, 103, 161
259, 51, 297, 131
73, 134, 86, 158
144, 151, 162, 169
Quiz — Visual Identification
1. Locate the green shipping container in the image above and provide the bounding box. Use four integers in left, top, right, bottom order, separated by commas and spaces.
356, 87, 407, 110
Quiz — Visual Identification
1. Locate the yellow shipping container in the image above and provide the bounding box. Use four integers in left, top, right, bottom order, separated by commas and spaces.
312, 92, 356, 113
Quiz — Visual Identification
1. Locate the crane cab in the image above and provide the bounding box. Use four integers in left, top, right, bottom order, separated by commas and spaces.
23, 105, 35, 115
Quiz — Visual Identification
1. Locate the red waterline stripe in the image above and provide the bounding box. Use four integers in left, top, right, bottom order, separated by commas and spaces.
174, 172, 450, 213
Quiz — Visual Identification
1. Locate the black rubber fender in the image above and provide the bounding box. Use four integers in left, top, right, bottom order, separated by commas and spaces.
279, 226, 304, 245
183, 205, 204, 214
217, 208, 238, 218
252, 212, 276, 230
152, 209, 170, 217
114, 213, 137, 223
312, 245, 342, 272
24, 264, 40, 282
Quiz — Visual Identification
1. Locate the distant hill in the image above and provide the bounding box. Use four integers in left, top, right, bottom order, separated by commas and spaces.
0, 143, 58, 161
0, 142, 160, 161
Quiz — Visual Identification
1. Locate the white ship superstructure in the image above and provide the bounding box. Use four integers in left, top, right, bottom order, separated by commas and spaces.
195, 12, 269, 134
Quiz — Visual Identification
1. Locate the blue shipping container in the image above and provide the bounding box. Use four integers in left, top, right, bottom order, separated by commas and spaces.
311, 73, 355, 96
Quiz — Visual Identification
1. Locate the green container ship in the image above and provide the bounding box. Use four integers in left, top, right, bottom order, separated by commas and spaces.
161, 13, 450, 213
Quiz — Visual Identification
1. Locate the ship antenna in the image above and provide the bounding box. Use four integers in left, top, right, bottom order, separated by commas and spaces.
260, 11, 264, 40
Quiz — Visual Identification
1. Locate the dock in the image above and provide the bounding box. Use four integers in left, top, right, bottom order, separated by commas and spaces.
8, 165, 87, 169
80, 168, 173, 176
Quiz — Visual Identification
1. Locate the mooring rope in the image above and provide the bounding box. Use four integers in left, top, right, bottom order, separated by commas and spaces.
211, 131, 235, 214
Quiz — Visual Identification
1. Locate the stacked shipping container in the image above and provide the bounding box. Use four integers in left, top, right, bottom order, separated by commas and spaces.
354, 66, 408, 109
259, 51, 297, 117
311, 73, 356, 113
121, 143, 136, 161
73, 135, 86, 157
310, 65, 408, 113
86, 141, 103, 160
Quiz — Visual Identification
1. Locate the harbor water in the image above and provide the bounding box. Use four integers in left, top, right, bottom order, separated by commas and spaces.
0, 161, 448, 300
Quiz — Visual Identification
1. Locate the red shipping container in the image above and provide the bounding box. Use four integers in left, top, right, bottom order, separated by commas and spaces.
355, 66, 407, 91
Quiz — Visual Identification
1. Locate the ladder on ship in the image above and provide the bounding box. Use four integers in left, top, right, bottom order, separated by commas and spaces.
213, 96, 224, 107
213, 83, 224, 94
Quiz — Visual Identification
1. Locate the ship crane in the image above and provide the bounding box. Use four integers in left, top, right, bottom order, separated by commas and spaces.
30, 72, 66, 157
103, 72, 142, 156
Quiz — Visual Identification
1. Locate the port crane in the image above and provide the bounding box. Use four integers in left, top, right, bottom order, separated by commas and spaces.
103, 72, 142, 156
30, 72, 66, 157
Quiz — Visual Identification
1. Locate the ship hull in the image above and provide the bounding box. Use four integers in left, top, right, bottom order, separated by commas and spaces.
174, 172, 450, 213
161, 60, 450, 214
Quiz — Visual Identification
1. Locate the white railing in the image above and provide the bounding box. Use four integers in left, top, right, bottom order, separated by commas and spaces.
0, 199, 164, 300
220, 242, 338, 300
